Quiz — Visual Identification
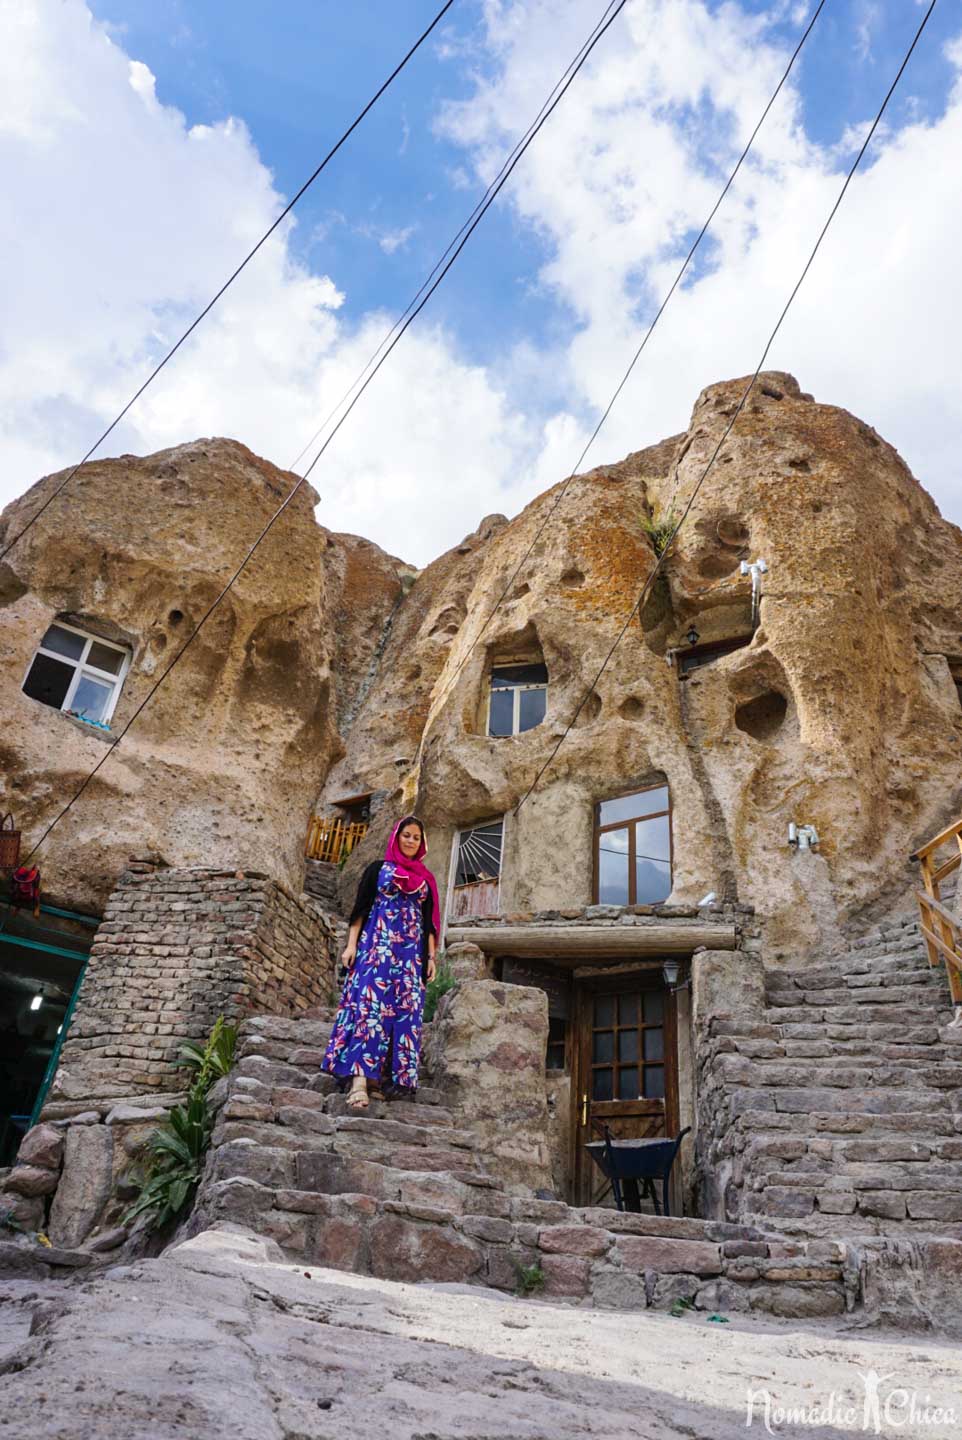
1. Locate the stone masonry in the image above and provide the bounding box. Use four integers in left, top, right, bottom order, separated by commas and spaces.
696, 912, 962, 1238
190, 1010, 850, 1321
48, 860, 343, 1102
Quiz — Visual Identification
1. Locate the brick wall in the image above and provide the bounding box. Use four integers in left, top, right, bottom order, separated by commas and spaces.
49, 862, 342, 1102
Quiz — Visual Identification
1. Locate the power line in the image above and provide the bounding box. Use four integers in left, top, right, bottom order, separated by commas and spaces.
24, 0, 630, 861
410, 0, 827, 755
287, 0, 626, 475
0, 0, 458, 566
514, 0, 938, 814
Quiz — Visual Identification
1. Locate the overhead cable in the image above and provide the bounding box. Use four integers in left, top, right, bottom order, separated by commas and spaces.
514, 0, 938, 814
410, 0, 827, 751
0, 0, 458, 565
24, 0, 630, 860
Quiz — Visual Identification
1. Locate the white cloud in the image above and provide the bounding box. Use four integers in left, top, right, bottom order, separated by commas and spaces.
2, 0, 960, 584
0, 0, 542, 566
437, 0, 962, 529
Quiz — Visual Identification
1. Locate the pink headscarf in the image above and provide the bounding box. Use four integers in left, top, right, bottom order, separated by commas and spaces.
385, 816, 440, 934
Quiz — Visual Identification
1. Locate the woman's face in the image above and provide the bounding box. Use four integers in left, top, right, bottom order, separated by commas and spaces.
398, 823, 423, 858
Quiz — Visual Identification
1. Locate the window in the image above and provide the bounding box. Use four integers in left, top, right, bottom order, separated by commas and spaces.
22, 622, 129, 725
546, 1015, 566, 1071
595, 784, 671, 906
488, 663, 548, 737
590, 988, 666, 1100
676, 635, 752, 677
450, 819, 503, 919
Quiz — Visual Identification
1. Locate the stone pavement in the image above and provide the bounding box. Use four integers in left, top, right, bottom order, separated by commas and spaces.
1, 1227, 960, 1440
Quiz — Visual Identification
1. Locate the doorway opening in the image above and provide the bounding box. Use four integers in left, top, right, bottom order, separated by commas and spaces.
0, 901, 97, 1165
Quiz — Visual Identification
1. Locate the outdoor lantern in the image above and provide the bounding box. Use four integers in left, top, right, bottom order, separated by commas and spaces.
30, 992, 43, 1012
662, 960, 680, 987
685, 625, 700, 647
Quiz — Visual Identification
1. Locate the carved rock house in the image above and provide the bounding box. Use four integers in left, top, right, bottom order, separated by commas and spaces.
2, 372, 962, 1329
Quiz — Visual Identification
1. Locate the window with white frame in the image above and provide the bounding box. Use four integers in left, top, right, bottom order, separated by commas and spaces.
488, 663, 548, 737
22, 622, 130, 726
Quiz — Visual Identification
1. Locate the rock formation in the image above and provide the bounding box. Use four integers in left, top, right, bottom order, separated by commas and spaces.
327, 373, 962, 955
0, 440, 407, 910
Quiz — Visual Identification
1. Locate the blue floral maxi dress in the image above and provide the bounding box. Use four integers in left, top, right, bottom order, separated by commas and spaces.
322, 862, 426, 1091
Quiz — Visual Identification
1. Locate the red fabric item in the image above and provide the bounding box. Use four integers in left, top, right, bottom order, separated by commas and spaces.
384, 816, 440, 933
11, 865, 40, 910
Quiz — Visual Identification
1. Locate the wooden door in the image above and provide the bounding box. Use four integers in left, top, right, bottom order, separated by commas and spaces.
571, 976, 679, 1208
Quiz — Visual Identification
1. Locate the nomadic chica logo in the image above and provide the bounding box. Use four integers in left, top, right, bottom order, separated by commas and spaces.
745, 1370, 957, 1434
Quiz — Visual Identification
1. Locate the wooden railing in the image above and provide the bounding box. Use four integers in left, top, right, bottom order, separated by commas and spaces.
912, 817, 962, 1011
306, 816, 368, 864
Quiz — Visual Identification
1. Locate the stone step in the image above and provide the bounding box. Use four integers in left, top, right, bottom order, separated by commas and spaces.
732, 1085, 959, 1117
715, 1055, 962, 1091
732, 1107, 962, 1139
762, 1003, 954, 1027
727, 1036, 958, 1063
742, 1134, 962, 1167
195, 1171, 847, 1316
773, 954, 934, 984
767, 980, 949, 1010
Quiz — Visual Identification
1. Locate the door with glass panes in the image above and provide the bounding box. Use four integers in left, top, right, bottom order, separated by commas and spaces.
572, 975, 679, 1207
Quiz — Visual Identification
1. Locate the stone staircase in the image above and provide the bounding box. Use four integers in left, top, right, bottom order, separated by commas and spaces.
192, 1014, 850, 1318
702, 914, 962, 1238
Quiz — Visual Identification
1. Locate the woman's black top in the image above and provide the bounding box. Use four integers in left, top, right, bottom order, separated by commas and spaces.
350, 860, 437, 964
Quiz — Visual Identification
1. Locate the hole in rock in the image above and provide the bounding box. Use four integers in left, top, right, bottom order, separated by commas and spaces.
698, 553, 742, 580
511, 583, 531, 601
169, 609, 184, 625
715, 517, 749, 548
575, 691, 602, 726
760, 384, 784, 401
788, 456, 811, 472
561, 567, 585, 587
735, 690, 788, 742
619, 696, 644, 721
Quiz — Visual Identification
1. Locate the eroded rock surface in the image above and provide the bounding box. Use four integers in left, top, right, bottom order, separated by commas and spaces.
0, 440, 407, 909
327, 375, 962, 954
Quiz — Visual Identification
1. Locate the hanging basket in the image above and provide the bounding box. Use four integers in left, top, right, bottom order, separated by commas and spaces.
0, 813, 21, 869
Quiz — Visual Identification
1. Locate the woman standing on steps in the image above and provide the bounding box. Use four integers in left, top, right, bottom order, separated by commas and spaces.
321, 816, 439, 1110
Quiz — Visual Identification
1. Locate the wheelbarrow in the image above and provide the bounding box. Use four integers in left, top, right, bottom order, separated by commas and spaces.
585, 1125, 691, 1215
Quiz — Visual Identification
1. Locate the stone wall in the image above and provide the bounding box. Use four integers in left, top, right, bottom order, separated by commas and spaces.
47, 861, 342, 1103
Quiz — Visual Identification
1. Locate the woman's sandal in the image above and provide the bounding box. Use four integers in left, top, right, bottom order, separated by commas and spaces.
347, 1082, 369, 1110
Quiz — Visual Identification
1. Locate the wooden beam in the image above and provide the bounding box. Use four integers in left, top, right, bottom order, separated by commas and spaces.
445, 922, 737, 962
911, 816, 962, 861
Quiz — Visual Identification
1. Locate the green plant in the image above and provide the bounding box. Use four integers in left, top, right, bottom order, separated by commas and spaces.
0, 1208, 27, 1236
423, 957, 457, 1023
513, 1261, 545, 1297
669, 1296, 696, 1318
123, 1016, 236, 1232
179, 1014, 237, 1088
641, 508, 679, 557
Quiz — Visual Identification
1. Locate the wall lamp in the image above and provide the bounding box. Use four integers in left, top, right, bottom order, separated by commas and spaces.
788, 822, 820, 852
30, 991, 43, 1012
662, 960, 690, 993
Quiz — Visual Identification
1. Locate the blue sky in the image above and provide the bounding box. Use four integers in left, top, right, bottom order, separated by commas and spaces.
86, 0, 959, 370
3, 1, 961, 562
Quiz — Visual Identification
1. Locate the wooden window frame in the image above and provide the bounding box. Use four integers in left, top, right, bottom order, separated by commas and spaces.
22, 621, 130, 725
592, 782, 672, 906
446, 816, 505, 925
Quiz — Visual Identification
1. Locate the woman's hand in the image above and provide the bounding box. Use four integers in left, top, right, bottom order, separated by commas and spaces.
341, 941, 357, 969
426, 954, 437, 983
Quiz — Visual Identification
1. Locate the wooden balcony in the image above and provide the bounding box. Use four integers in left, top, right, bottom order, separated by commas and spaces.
912, 817, 962, 1011
306, 816, 368, 865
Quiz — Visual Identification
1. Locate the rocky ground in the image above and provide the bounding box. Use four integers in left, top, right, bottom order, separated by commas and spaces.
1, 1227, 960, 1439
